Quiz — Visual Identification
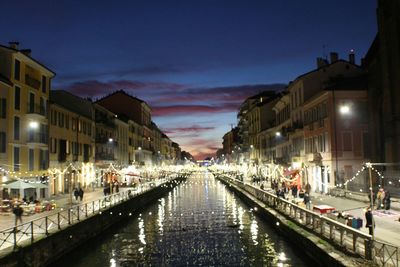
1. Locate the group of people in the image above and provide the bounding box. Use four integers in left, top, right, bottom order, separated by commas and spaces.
73, 187, 84, 201
368, 188, 391, 211
103, 180, 120, 196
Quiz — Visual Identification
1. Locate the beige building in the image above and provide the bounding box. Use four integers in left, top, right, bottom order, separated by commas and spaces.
48, 90, 95, 194
0, 42, 55, 198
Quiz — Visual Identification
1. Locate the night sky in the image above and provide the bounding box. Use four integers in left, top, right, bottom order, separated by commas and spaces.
0, 0, 377, 159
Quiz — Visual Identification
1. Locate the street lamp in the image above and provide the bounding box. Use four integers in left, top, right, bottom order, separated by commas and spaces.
29, 121, 39, 129
334, 103, 351, 188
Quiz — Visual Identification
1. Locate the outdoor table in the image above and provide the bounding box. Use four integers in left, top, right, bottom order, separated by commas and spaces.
313, 204, 336, 214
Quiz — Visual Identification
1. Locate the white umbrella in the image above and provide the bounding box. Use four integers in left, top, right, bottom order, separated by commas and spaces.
4, 180, 36, 190
4, 180, 36, 199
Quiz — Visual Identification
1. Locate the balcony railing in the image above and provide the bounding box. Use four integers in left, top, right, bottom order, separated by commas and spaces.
27, 103, 46, 116
95, 153, 115, 161
25, 74, 41, 90
27, 133, 48, 144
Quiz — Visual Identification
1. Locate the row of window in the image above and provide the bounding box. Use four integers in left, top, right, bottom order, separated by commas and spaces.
49, 138, 92, 157
14, 59, 48, 93
305, 133, 329, 154
13, 146, 48, 171
304, 103, 328, 125
50, 110, 92, 136
276, 105, 290, 125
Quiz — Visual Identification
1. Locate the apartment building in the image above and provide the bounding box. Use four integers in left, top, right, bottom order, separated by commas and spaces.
0, 43, 55, 198
48, 90, 95, 194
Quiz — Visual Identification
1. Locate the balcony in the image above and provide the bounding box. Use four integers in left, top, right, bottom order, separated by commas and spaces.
27, 133, 48, 145
25, 74, 41, 90
26, 103, 46, 118
95, 135, 118, 146
95, 153, 115, 161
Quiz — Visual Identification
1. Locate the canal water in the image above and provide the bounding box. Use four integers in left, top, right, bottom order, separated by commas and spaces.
55, 171, 311, 266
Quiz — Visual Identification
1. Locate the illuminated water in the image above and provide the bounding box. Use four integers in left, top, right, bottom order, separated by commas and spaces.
55, 171, 310, 266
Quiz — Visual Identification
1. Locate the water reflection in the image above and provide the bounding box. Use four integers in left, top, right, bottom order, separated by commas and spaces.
55, 171, 309, 267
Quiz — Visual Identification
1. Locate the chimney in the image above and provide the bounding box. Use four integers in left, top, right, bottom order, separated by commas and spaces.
316, 57, 328, 68
21, 49, 32, 57
349, 50, 355, 64
330, 52, 339, 63
9, 41, 19, 50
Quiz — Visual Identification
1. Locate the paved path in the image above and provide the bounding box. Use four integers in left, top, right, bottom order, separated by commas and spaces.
310, 192, 400, 246
0, 185, 147, 231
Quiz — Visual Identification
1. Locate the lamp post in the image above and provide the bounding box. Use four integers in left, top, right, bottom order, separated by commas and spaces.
366, 162, 374, 240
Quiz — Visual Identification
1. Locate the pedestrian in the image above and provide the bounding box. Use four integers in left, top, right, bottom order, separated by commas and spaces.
13, 203, 23, 227
365, 207, 375, 236
115, 181, 119, 193
376, 188, 384, 210
384, 190, 391, 211
260, 183, 264, 190
305, 183, 311, 194
304, 193, 311, 210
73, 187, 79, 201
78, 188, 84, 201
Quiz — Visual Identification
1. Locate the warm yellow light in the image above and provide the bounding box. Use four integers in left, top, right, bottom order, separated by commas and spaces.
29, 121, 39, 129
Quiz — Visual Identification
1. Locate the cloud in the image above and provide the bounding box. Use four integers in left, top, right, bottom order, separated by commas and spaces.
152, 103, 239, 116
162, 125, 216, 134
61, 79, 187, 97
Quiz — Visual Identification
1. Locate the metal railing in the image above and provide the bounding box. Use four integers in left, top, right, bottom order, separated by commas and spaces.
216, 174, 399, 267
0, 175, 181, 253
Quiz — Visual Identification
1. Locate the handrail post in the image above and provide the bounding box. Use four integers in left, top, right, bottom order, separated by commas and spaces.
58, 212, 61, 230
77, 206, 80, 221
45, 216, 49, 235
68, 208, 71, 225
31, 221, 34, 243
13, 226, 17, 250
364, 238, 372, 260
85, 203, 88, 217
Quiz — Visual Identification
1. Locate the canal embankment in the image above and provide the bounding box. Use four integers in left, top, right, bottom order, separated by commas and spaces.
0, 176, 188, 267
215, 174, 374, 267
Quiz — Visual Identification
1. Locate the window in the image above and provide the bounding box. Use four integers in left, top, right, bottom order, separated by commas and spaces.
14, 59, 20, 81
13, 147, 20, 171
14, 116, 20, 140
40, 97, 46, 115
50, 138, 57, 153
41, 76, 47, 93
65, 115, 69, 129
0, 132, 5, 153
29, 149, 34, 171
342, 132, 353, 151
39, 149, 48, 170
88, 123, 91, 135
0, 98, 6, 118
14, 86, 20, 110
72, 118, 76, 131
29, 92, 35, 113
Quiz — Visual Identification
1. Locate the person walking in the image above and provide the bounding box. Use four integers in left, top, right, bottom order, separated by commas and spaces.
376, 188, 385, 210
13, 203, 23, 228
73, 187, 79, 201
78, 188, 84, 201
365, 207, 375, 236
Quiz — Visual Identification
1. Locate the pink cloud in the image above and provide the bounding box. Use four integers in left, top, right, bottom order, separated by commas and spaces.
152, 103, 239, 116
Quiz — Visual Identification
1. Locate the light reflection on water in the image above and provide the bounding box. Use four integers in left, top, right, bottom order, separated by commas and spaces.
55, 171, 309, 267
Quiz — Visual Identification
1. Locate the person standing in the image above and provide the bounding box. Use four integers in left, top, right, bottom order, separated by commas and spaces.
365, 207, 375, 236
13, 204, 23, 228
304, 193, 311, 210
384, 190, 391, 211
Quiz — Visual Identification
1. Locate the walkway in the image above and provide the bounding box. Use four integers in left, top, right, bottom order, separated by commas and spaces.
257, 181, 400, 246
0, 184, 151, 231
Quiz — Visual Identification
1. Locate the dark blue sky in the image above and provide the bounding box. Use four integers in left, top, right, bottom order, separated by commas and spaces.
0, 0, 378, 159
